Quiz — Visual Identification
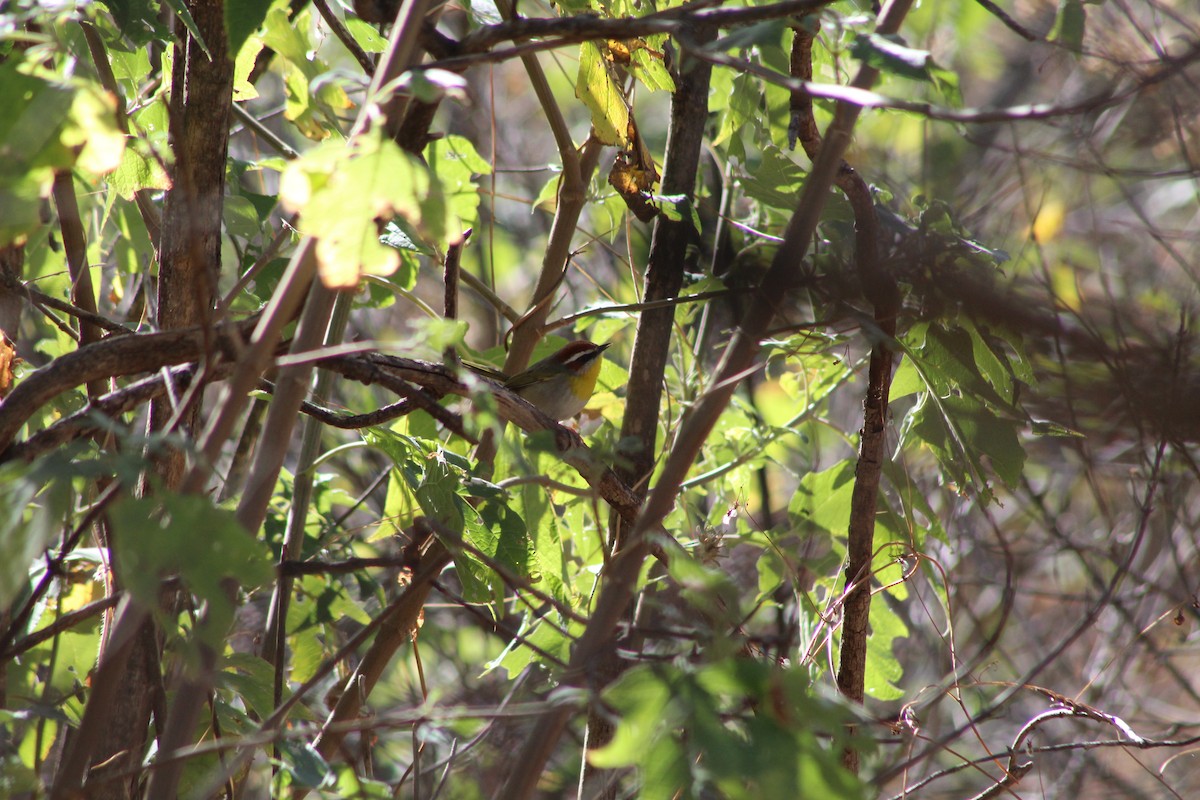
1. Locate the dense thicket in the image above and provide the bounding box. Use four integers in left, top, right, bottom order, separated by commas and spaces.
1, 1, 1198, 798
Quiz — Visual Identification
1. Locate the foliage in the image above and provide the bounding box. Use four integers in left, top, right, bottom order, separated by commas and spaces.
1, 0, 1198, 798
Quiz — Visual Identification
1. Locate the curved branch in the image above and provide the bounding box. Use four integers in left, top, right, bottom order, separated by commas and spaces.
0, 318, 259, 454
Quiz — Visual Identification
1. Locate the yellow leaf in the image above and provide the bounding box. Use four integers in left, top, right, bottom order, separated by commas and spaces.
1028, 199, 1065, 243
576, 41, 629, 147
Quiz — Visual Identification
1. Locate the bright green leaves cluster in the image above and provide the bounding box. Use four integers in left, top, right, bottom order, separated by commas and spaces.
593, 660, 868, 799
281, 129, 485, 289
280, 128, 426, 287
260, 7, 353, 140
0, 62, 124, 246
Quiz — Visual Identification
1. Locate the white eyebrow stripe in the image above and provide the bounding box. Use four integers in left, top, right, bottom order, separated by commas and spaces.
562, 350, 597, 367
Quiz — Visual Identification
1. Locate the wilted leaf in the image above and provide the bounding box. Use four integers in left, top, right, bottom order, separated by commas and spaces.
0, 330, 19, 398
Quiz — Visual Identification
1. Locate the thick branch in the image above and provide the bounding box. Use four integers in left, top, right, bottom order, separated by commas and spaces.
615, 32, 715, 502
454, 0, 835, 56
791, 29, 900, 766
0, 319, 259, 455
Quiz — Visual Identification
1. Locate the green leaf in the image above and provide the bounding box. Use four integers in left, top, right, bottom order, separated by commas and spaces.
259, 5, 310, 68
106, 0, 167, 45
593, 662, 867, 799
883, 459, 948, 544
217, 653, 278, 719
909, 323, 1012, 409
162, 0, 212, 60
523, 483, 573, 610
413, 453, 465, 534
929, 63, 962, 107
110, 495, 273, 647
1052, 0, 1087, 53
0, 449, 84, 609
345, 17, 389, 53
0, 65, 72, 241
426, 134, 491, 233
223, 194, 265, 242
788, 460, 855, 536
888, 353, 924, 401
492, 612, 577, 676
531, 169, 562, 214
280, 128, 435, 288
739, 145, 807, 211
576, 41, 629, 147
589, 667, 679, 769
225, 0, 273, 61
711, 20, 788, 53
903, 393, 1026, 496
276, 741, 334, 789
63, 84, 126, 175
629, 39, 675, 92
456, 498, 531, 603
260, 7, 352, 140
107, 145, 172, 201
232, 35, 265, 101
713, 72, 759, 147
959, 317, 1015, 405
851, 33, 938, 82
1031, 419, 1085, 438
863, 601, 906, 700
651, 193, 701, 230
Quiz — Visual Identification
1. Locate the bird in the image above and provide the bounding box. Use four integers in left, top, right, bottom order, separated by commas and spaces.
466, 340, 609, 421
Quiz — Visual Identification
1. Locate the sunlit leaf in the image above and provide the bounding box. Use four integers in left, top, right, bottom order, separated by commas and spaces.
577, 41, 629, 147
851, 33, 937, 81
281, 128, 436, 288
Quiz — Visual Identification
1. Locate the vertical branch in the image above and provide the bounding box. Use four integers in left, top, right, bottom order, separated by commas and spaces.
791, 22, 900, 773
146, 5, 437, 797
613, 34, 715, 510
51, 173, 105, 399
580, 32, 715, 800
68, 3, 236, 798
150, 0, 235, 487
114, 1, 234, 795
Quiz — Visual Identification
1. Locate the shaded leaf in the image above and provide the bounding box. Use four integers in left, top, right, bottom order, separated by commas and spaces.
225, 0, 273, 60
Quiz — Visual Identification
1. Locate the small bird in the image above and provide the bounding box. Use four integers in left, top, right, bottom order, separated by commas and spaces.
468, 340, 609, 421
